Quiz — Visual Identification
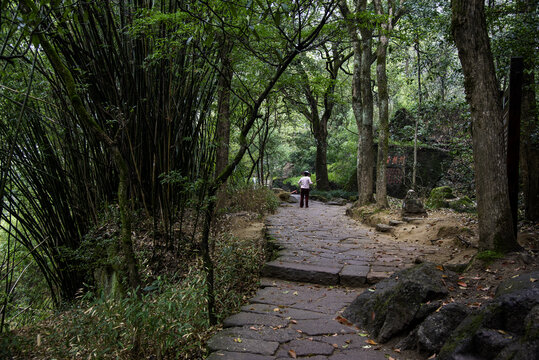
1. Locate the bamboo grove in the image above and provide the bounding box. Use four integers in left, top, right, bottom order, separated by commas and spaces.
0, 0, 338, 330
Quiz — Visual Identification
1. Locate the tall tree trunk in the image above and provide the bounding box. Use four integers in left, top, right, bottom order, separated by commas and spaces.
521, 66, 539, 221
374, 0, 399, 208
518, 0, 539, 221
452, 0, 519, 251
215, 38, 233, 180
315, 133, 329, 189
340, 0, 374, 205
413, 38, 421, 190
358, 24, 375, 205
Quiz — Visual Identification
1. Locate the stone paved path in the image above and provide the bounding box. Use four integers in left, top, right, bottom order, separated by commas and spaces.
207, 197, 438, 359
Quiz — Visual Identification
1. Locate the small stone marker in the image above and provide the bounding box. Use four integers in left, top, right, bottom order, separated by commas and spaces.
402, 189, 427, 217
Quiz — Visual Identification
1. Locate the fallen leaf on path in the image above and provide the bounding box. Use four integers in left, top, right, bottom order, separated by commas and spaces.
363, 345, 372, 349
273, 307, 280, 312
428, 354, 437, 359
233, 337, 242, 343
457, 281, 468, 288
366, 339, 378, 345
335, 315, 353, 326
288, 349, 297, 358
393, 348, 401, 353
358, 333, 368, 337
436, 265, 444, 271
531, 278, 537, 283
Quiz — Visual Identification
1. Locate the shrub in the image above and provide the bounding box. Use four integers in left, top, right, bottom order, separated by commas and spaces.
426, 186, 455, 209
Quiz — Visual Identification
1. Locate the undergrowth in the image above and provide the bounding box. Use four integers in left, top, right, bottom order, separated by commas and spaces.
1, 186, 273, 359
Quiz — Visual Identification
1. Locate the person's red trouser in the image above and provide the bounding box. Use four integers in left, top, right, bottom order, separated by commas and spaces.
300, 188, 310, 208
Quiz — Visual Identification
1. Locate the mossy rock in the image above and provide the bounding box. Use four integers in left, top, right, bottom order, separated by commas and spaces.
426, 186, 455, 209
447, 196, 476, 213
277, 191, 290, 201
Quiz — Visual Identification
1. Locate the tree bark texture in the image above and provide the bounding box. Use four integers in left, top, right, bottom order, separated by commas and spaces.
215, 39, 233, 180
339, 0, 374, 205
518, 0, 539, 221
358, 14, 375, 205
452, 0, 519, 251
520, 64, 539, 221
374, 0, 396, 208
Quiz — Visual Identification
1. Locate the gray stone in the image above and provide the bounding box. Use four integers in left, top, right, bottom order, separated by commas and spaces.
206, 351, 274, 360
342, 263, 454, 343
339, 265, 369, 286
241, 303, 327, 320
438, 288, 539, 360
262, 260, 342, 285
223, 312, 289, 328
217, 325, 299, 343
206, 336, 279, 355
328, 349, 390, 359
416, 302, 470, 354
495, 270, 539, 297
389, 219, 405, 226
366, 271, 392, 284
292, 318, 356, 336
283, 338, 336, 356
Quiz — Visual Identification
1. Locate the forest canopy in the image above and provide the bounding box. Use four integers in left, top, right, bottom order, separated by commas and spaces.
1, 0, 537, 358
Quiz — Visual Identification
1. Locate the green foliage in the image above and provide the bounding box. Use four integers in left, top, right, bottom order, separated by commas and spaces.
218, 184, 280, 215
311, 189, 357, 201
1, 271, 209, 359
426, 186, 455, 209
213, 232, 266, 321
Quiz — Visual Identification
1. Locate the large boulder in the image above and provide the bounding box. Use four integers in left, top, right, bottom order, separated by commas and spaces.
437, 271, 539, 360
342, 263, 456, 342
416, 303, 470, 354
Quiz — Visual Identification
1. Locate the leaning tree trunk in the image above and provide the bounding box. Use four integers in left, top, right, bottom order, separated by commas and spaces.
452, 0, 519, 251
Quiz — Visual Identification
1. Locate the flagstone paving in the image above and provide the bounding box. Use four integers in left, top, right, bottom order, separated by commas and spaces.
207, 197, 437, 359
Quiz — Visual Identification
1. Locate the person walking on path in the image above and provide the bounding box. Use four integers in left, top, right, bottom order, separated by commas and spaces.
298, 171, 313, 208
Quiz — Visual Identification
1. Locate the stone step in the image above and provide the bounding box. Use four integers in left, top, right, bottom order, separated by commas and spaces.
262, 260, 376, 287
262, 260, 341, 285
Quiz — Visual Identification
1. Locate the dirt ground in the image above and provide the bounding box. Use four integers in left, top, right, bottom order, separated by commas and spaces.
353, 205, 539, 306
227, 203, 539, 309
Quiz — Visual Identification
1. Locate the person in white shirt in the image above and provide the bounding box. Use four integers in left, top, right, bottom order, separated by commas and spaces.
298, 171, 313, 208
